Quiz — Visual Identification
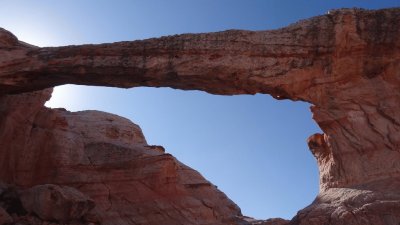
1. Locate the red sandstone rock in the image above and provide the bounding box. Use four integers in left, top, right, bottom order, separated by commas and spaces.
20, 184, 95, 222
263, 218, 290, 225
0, 91, 243, 225
1, 7, 399, 191
291, 179, 400, 225
242, 217, 290, 225
0, 7, 399, 225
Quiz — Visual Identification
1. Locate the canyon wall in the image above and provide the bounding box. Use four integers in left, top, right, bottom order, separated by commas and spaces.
0, 7, 399, 225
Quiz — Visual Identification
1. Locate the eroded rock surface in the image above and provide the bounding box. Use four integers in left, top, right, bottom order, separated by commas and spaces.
291, 179, 400, 225
0, 7, 399, 225
20, 184, 95, 222
0, 90, 244, 225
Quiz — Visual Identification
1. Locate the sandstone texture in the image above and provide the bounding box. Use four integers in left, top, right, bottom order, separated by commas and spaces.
0, 7, 399, 225
291, 179, 400, 225
0, 90, 243, 225
20, 184, 95, 222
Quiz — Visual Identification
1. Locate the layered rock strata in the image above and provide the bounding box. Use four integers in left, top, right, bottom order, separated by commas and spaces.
0, 7, 399, 225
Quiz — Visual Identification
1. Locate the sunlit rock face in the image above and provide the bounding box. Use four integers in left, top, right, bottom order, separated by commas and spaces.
0, 90, 244, 225
0, 7, 399, 225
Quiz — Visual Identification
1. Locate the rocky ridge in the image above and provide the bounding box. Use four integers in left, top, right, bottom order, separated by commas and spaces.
0, 7, 399, 225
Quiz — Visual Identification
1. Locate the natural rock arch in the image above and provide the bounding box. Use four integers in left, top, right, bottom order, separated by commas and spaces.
0, 7, 399, 225
46, 84, 320, 219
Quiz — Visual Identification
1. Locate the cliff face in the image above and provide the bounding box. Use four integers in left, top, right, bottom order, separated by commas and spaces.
0, 7, 399, 225
0, 90, 245, 225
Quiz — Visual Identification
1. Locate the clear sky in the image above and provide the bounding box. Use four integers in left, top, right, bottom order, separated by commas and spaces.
1, 0, 399, 220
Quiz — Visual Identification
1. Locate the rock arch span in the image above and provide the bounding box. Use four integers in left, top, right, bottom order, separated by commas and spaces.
0, 8, 399, 225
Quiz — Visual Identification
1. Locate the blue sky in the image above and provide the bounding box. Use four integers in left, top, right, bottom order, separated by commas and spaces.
1, 0, 399, 220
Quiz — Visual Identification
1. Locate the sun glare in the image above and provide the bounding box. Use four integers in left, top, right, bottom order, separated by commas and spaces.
45, 85, 84, 110
3, 22, 59, 47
